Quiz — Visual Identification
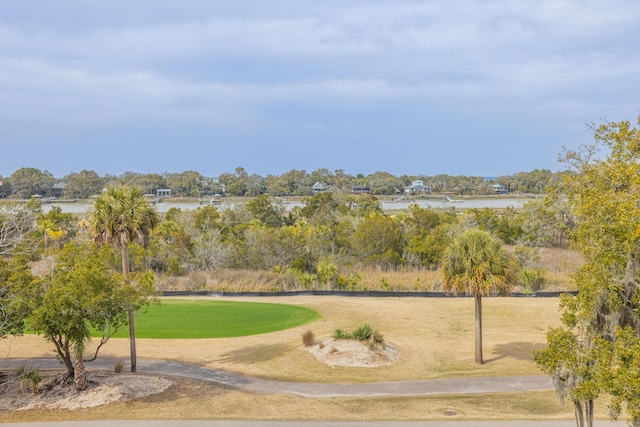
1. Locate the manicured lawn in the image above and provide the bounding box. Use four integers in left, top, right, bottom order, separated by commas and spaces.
103, 299, 321, 339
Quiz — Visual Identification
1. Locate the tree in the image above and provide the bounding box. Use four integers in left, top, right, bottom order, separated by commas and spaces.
535, 115, 640, 427
218, 167, 250, 196
466, 207, 523, 244
596, 326, 640, 426
534, 291, 599, 427
441, 229, 515, 364
364, 171, 403, 195
37, 206, 75, 250
403, 206, 457, 268
28, 243, 139, 389
243, 225, 306, 270
91, 186, 159, 372
0, 257, 39, 340
188, 230, 232, 272
246, 194, 285, 227
193, 205, 221, 232
352, 214, 403, 269
347, 194, 382, 217
9, 167, 54, 198
0, 201, 40, 256
64, 169, 105, 199
300, 192, 341, 226
165, 170, 206, 197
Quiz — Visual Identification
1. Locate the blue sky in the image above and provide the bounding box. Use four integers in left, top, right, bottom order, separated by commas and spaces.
1, 0, 639, 179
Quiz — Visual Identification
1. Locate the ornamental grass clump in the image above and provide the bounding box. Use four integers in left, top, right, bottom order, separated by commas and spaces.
332, 328, 349, 339
17, 366, 42, 394
352, 323, 374, 341
302, 330, 315, 347
332, 324, 385, 350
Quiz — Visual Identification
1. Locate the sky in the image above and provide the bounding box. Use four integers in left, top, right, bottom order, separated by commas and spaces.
1, 0, 639, 179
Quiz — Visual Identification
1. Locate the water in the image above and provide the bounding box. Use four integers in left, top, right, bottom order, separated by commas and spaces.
42, 197, 532, 214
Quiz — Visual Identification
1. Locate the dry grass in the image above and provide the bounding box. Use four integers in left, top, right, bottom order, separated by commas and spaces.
155, 247, 581, 293
537, 247, 583, 290
0, 378, 617, 423
5, 296, 562, 384
1, 295, 614, 422
155, 269, 289, 292
350, 266, 442, 291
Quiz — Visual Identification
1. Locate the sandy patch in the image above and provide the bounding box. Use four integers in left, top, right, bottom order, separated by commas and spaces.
0, 372, 173, 411
302, 338, 399, 368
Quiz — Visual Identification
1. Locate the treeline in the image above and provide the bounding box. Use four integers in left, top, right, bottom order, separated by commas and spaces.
0, 166, 558, 199
12, 191, 573, 293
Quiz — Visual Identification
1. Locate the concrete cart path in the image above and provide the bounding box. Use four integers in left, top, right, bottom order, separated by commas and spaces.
2, 357, 554, 398
2, 359, 629, 426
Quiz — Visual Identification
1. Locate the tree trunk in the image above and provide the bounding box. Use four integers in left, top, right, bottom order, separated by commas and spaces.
475, 295, 483, 364
573, 400, 584, 427
74, 356, 87, 391
128, 308, 136, 372
585, 399, 593, 427
52, 338, 74, 378
121, 241, 137, 373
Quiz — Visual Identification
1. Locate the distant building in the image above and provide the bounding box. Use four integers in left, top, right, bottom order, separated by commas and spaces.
404, 180, 432, 195
492, 183, 507, 194
51, 182, 66, 198
156, 188, 172, 197
351, 185, 371, 194
312, 182, 326, 193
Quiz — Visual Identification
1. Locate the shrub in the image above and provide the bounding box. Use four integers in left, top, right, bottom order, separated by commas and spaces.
317, 259, 339, 288
352, 323, 374, 341
337, 273, 362, 291
518, 268, 546, 292
332, 324, 385, 350
332, 328, 349, 339
302, 330, 315, 347
114, 359, 125, 373
372, 331, 384, 345
17, 367, 42, 394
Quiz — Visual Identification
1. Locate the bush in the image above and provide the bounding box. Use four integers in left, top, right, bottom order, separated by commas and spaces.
373, 330, 384, 345
332, 324, 385, 350
302, 330, 315, 347
114, 359, 125, 373
17, 366, 42, 394
518, 268, 546, 292
317, 259, 339, 288
352, 323, 374, 341
332, 328, 349, 339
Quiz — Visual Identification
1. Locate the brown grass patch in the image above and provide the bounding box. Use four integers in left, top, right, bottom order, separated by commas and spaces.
0, 295, 594, 422
537, 247, 583, 290
5, 296, 562, 384
0, 378, 615, 423
154, 247, 580, 293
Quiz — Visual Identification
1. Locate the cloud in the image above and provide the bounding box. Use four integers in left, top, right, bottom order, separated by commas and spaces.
1, 0, 639, 177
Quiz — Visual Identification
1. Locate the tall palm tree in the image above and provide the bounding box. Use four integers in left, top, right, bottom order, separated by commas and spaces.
91, 186, 159, 372
441, 229, 515, 364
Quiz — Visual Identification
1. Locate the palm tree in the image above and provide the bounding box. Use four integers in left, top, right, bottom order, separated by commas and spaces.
441, 229, 515, 364
91, 186, 159, 372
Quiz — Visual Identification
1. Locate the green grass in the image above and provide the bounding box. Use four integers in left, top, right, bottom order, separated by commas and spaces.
102, 300, 321, 339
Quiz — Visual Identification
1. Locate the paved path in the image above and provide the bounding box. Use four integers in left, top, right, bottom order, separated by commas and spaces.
2, 357, 554, 398
1, 359, 629, 426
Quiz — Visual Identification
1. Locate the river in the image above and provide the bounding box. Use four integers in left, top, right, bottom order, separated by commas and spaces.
41, 197, 534, 214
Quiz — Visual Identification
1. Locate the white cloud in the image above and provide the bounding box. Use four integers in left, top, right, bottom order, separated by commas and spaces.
1, 0, 639, 156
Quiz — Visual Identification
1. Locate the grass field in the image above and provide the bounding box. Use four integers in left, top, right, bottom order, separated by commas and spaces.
2, 295, 617, 422
105, 300, 321, 339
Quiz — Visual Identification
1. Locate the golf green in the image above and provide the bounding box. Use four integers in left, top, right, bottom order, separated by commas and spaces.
105, 299, 321, 339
